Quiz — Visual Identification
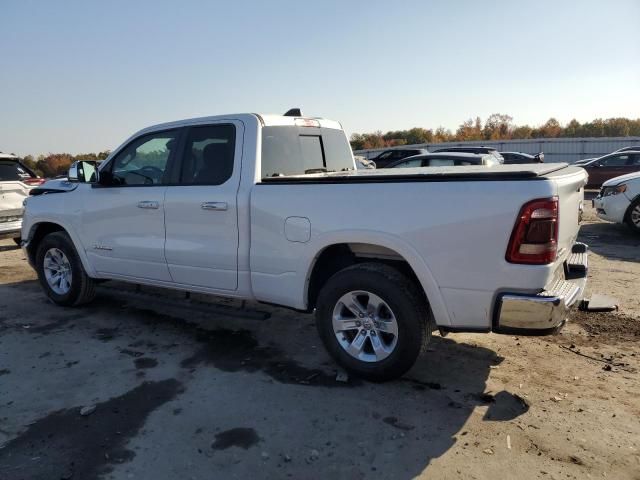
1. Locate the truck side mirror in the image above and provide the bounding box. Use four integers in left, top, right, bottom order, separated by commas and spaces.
68, 161, 99, 183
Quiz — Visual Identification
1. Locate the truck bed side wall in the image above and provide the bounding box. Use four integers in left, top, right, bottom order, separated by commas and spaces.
249, 179, 559, 329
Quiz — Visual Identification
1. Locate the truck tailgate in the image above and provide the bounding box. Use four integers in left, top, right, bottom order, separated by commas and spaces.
552, 167, 588, 262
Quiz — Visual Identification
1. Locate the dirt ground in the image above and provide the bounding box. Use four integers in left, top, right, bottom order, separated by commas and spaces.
0, 200, 638, 480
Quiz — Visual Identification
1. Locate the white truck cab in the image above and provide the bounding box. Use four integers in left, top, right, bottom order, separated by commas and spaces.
22, 111, 589, 381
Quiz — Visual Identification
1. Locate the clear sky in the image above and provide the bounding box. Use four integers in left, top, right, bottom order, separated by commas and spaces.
2, 0, 639, 156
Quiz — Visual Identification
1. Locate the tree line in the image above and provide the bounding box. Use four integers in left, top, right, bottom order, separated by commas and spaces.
350, 115, 640, 150
19, 151, 111, 178
7, 114, 640, 177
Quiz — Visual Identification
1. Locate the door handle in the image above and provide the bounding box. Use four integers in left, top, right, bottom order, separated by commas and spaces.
201, 202, 228, 211
137, 201, 159, 209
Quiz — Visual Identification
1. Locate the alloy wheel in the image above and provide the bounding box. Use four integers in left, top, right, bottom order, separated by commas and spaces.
332, 290, 399, 363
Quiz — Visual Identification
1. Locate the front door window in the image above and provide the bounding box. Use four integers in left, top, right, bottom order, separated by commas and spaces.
108, 131, 178, 185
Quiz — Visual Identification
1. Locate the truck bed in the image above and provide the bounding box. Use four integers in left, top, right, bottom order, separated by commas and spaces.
261, 163, 577, 183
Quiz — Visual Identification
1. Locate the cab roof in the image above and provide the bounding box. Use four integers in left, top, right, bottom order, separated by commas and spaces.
135, 113, 343, 137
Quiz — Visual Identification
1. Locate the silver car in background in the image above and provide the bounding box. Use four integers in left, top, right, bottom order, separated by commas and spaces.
0, 153, 44, 244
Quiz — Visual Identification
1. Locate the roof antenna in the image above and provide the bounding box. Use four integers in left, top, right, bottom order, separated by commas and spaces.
284, 108, 302, 117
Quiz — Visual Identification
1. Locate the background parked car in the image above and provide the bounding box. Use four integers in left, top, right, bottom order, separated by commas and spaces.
613, 146, 640, 153
387, 152, 500, 168
576, 147, 640, 166
593, 171, 640, 232
354, 155, 376, 169
574, 157, 597, 166
0, 153, 46, 244
582, 151, 640, 188
500, 151, 544, 164
431, 146, 504, 163
369, 148, 428, 168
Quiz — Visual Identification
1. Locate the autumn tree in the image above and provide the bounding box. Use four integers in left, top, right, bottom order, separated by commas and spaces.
456, 117, 483, 141
405, 127, 433, 145
349, 115, 640, 150
483, 114, 513, 140
564, 119, 582, 137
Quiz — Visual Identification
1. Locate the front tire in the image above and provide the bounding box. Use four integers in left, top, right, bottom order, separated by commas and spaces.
35, 231, 96, 306
315, 263, 431, 382
625, 198, 640, 233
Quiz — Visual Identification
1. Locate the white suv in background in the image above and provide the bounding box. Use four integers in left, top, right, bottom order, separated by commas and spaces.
0, 153, 44, 244
593, 171, 640, 233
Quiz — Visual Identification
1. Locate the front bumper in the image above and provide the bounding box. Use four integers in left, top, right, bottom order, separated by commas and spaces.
593, 195, 628, 224
494, 243, 588, 335
0, 219, 22, 240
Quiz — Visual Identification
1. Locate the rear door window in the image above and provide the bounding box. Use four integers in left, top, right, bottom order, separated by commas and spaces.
179, 124, 235, 185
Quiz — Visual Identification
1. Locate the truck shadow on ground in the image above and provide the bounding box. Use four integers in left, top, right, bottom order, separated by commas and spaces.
0, 243, 20, 253
579, 221, 640, 263
0, 280, 527, 479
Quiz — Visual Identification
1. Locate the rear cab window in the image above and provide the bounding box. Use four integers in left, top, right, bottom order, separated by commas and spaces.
261, 126, 354, 178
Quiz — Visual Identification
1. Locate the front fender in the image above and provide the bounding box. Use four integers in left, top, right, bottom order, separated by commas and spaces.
23, 215, 97, 278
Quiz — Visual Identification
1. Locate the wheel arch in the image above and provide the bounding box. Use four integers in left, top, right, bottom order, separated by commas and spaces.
303, 233, 451, 327
624, 194, 640, 227
25, 220, 96, 276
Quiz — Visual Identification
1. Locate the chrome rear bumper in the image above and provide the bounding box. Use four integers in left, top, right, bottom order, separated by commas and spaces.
494, 243, 588, 335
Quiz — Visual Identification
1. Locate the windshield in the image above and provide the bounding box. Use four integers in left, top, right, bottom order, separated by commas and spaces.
261, 126, 354, 178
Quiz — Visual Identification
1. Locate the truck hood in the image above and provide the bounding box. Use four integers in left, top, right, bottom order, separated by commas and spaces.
30, 178, 78, 196
602, 171, 640, 187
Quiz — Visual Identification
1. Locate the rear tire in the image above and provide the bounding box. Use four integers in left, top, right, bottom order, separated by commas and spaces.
35, 231, 96, 306
315, 262, 431, 382
624, 198, 640, 233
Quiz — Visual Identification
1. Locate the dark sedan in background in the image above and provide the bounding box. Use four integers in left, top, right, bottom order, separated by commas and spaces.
500, 151, 544, 164
369, 148, 429, 168
582, 151, 640, 188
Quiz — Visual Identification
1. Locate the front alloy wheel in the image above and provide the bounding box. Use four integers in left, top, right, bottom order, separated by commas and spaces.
43, 247, 73, 295
35, 231, 96, 306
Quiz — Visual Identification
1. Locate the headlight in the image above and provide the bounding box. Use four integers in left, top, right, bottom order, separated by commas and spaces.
602, 184, 627, 197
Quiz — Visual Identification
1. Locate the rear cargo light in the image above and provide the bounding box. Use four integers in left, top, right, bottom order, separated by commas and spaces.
506, 197, 559, 265
23, 178, 46, 186
294, 118, 321, 128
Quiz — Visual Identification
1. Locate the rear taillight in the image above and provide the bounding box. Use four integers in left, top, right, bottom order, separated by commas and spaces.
23, 178, 46, 186
506, 197, 559, 265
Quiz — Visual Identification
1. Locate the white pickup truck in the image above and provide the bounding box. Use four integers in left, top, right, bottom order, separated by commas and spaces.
21, 112, 589, 381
